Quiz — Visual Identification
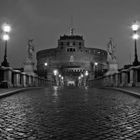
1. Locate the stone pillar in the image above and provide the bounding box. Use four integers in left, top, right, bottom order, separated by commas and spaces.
134, 68, 139, 87
28, 75, 32, 86
110, 75, 114, 86
133, 69, 137, 86
121, 71, 127, 87
13, 70, 21, 87
26, 75, 29, 87
30, 75, 33, 86
129, 69, 135, 87
38, 77, 41, 86
3, 67, 12, 87
115, 73, 119, 87
104, 76, 108, 86
32, 75, 35, 86
119, 72, 122, 87
35, 76, 38, 86
117, 72, 121, 87
21, 72, 27, 87
112, 74, 116, 87
105, 76, 109, 86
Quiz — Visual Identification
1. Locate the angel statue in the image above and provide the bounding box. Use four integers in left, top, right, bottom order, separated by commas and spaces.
107, 38, 117, 64
27, 39, 35, 60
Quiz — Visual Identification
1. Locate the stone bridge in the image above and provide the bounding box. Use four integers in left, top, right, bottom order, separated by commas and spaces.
0, 66, 49, 88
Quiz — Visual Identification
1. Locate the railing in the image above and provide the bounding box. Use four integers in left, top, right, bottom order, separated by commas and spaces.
0, 66, 49, 88
89, 65, 140, 88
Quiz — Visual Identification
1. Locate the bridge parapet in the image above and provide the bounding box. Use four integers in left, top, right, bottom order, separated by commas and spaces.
89, 65, 140, 88
0, 66, 48, 88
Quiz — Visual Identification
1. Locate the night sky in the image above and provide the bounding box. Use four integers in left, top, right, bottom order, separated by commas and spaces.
0, 0, 140, 68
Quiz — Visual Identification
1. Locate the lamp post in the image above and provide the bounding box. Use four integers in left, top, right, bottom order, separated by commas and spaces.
44, 62, 48, 66
94, 62, 98, 78
53, 69, 58, 76
53, 69, 58, 86
44, 62, 48, 79
1, 23, 11, 67
84, 71, 89, 86
1, 33, 10, 67
131, 21, 139, 66
85, 71, 89, 76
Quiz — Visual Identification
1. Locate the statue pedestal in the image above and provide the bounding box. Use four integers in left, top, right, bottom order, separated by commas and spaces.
106, 63, 118, 76
24, 59, 35, 75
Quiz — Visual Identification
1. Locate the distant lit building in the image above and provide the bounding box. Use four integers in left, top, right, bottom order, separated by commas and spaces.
36, 30, 108, 84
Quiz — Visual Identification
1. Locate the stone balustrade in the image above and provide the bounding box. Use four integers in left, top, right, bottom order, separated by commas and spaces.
89, 65, 140, 88
0, 66, 49, 88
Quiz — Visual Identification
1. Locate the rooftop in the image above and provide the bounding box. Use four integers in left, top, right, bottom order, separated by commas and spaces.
59, 35, 83, 40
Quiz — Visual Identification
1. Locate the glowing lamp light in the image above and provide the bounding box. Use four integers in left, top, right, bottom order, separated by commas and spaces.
78, 76, 81, 80
2, 23, 11, 33
132, 33, 139, 40
85, 71, 89, 76
53, 69, 58, 76
131, 22, 139, 31
44, 62, 48, 66
94, 62, 98, 66
81, 74, 83, 78
59, 74, 61, 78
61, 76, 64, 80
2, 33, 10, 41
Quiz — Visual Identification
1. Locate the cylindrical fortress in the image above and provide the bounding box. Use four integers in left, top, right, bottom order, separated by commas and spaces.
36, 33, 108, 83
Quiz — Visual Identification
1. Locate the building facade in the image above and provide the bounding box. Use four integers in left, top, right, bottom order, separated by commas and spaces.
36, 32, 108, 85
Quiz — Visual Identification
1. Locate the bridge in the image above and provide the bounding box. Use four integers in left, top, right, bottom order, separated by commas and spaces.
0, 63, 140, 139
1, 23, 140, 140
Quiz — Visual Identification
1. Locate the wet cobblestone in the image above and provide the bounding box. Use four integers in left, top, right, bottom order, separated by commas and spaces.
0, 87, 140, 139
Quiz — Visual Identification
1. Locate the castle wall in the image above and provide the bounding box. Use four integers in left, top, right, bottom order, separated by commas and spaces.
36, 34, 108, 80
37, 47, 107, 76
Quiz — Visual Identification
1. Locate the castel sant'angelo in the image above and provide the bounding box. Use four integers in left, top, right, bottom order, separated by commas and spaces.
36, 29, 108, 85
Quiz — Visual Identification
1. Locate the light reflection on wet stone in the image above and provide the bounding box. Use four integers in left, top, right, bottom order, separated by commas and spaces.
0, 87, 140, 139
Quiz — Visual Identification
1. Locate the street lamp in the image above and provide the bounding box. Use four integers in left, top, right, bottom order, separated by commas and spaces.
131, 21, 140, 66
2, 23, 11, 33
94, 62, 98, 78
94, 62, 98, 66
53, 69, 58, 76
1, 23, 11, 67
44, 62, 48, 66
132, 33, 139, 40
44, 62, 48, 79
53, 69, 58, 86
1, 33, 10, 67
81, 74, 84, 78
85, 71, 89, 76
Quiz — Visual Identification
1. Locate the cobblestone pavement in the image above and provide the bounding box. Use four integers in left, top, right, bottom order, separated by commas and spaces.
0, 87, 140, 139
